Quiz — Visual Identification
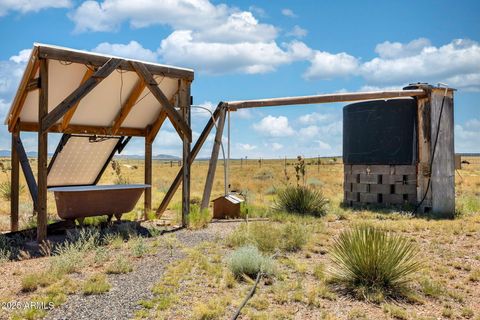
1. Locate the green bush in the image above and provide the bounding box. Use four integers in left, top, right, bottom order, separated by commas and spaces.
188, 204, 211, 229
275, 186, 328, 216
330, 225, 422, 300
226, 222, 280, 253
281, 222, 308, 252
106, 256, 133, 274
83, 274, 111, 295
228, 245, 275, 279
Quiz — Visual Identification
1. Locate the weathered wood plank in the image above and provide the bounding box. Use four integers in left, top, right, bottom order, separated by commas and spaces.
41, 58, 122, 132
20, 122, 146, 136
111, 77, 146, 135
13, 134, 38, 210
37, 45, 194, 80
156, 104, 224, 215
61, 68, 94, 130
180, 80, 191, 226
201, 108, 226, 210
10, 123, 20, 232
416, 90, 432, 209
430, 88, 455, 218
130, 61, 192, 142
37, 58, 48, 243
359, 174, 380, 184
352, 183, 368, 193
370, 184, 392, 194
226, 90, 426, 110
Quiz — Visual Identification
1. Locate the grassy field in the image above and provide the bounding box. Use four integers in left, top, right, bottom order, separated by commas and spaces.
0, 156, 479, 319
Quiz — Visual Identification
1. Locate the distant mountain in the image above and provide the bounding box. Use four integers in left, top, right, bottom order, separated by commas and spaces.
154, 154, 180, 160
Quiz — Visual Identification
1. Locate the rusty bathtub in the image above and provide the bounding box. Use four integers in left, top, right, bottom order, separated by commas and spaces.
48, 184, 150, 222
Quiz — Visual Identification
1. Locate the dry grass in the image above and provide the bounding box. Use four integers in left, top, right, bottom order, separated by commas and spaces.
0, 156, 479, 319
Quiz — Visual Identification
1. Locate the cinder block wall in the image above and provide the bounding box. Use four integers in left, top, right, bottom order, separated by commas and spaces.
344, 164, 417, 206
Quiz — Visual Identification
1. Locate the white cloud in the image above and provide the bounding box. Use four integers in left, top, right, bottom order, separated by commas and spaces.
298, 112, 333, 125
270, 142, 283, 151
0, 48, 30, 103
191, 101, 215, 118
303, 50, 359, 80
286, 25, 307, 38
455, 118, 480, 152
70, 0, 309, 75
374, 38, 431, 59
298, 125, 319, 138
316, 140, 332, 151
237, 143, 257, 151
92, 41, 157, 62
234, 108, 252, 119
304, 38, 480, 91
159, 30, 306, 74
281, 8, 296, 18
0, 0, 71, 16
9, 49, 32, 63
253, 115, 294, 137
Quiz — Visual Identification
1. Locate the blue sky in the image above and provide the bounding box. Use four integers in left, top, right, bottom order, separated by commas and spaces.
0, 0, 479, 158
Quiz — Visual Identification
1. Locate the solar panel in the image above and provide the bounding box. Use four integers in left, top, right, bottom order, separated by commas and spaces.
47, 134, 124, 187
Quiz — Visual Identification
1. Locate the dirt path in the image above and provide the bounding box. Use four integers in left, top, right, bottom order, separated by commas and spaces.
45, 223, 238, 320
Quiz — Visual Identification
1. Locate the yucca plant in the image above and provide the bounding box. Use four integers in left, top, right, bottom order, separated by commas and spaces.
275, 186, 328, 216
330, 225, 423, 300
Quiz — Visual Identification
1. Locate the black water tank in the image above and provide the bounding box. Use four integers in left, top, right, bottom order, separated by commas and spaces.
343, 98, 417, 165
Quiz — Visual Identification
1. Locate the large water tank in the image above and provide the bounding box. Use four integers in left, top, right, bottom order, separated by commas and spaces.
343, 98, 417, 165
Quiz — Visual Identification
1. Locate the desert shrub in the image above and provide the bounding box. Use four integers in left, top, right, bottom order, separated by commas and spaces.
192, 298, 225, 320
65, 227, 100, 251
228, 245, 275, 279
330, 225, 422, 300
226, 222, 280, 253
188, 204, 211, 229
419, 277, 444, 298
254, 168, 274, 180
130, 237, 148, 257
0, 235, 11, 263
275, 186, 328, 216
106, 256, 133, 274
456, 194, 480, 217
281, 222, 308, 252
21, 273, 39, 292
51, 243, 84, 275
83, 274, 111, 295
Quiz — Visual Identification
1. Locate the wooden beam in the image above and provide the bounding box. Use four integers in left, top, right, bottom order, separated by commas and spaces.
19, 122, 146, 137
10, 123, 20, 232
201, 107, 226, 210
131, 61, 192, 142
416, 90, 432, 211
111, 78, 146, 135
156, 103, 224, 215
37, 45, 194, 80
41, 58, 122, 133
26, 78, 40, 91
226, 90, 427, 110
37, 58, 48, 243
8, 47, 39, 131
61, 68, 94, 130
144, 126, 152, 220
180, 80, 191, 226
13, 133, 38, 210
147, 112, 167, 143
430, 88, 455, 218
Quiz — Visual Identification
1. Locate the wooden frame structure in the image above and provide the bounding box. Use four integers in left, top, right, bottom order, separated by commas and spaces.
6, 44, 194, 242
161, 85, 454, 218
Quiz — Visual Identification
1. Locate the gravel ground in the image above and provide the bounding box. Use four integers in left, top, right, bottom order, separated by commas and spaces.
45, 222, 238, 320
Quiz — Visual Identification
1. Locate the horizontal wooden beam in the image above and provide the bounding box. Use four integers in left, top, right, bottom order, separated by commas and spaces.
226, 90, 427, 110
41, 58, 123, 133
37, 45, 194, 81
131, 61, 192, 142
19, 122, 146, 137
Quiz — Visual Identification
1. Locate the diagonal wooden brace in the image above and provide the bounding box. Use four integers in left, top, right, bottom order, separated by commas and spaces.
41, 58, 123, 133
130, 61, 192, 142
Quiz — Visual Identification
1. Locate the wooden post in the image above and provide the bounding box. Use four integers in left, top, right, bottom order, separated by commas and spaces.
414, 84, 455, 218
144, 126, 152, 220
430, 87, 455, 217
180, 80, 191, 226
201, 107, 226, 210
10, 122, 20, 232
37, 58, 48, 242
